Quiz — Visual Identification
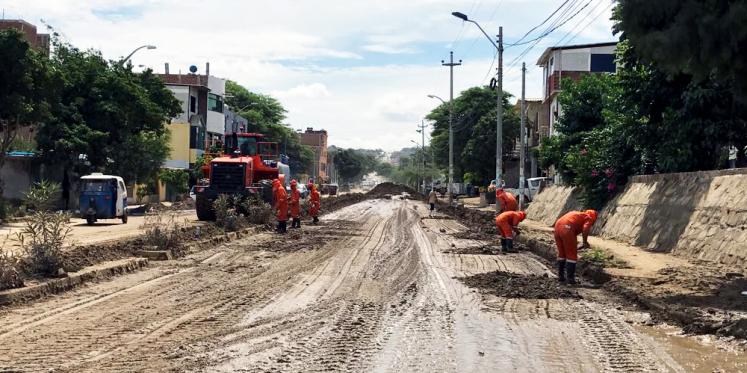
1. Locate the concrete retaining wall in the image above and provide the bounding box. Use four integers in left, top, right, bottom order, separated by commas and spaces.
526, 185, 583, 226
528, 169, 747, 267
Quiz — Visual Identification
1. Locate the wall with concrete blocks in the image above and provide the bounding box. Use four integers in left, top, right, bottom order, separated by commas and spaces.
525, 185, 583, 227
527, 169, 747, 267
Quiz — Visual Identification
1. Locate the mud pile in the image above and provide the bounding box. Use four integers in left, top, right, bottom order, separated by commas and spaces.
366, 182, 421, 199
442, 204, 497, 237
321, 193, 368, 213
460, 270, 581, 299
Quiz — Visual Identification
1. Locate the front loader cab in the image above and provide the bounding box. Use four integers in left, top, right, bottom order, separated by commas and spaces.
225, 132, 263, 157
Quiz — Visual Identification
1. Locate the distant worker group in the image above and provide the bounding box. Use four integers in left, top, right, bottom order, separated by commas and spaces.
273, 178, 322, 234
489, 187, 598, 285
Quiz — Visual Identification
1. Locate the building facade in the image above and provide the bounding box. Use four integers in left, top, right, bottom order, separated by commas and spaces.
537, 42, 617, 136
157, 63, 226, 169
300, 128, 328, 181
0, 19, 50, 54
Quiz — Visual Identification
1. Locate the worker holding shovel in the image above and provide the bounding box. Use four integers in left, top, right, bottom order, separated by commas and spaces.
495, 211, 526, 253
553, 209, 598, 284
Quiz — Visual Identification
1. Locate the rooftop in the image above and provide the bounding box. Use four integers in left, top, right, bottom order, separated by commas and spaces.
537, 41, 618, 65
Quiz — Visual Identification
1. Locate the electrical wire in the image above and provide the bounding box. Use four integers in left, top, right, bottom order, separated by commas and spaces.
553, 0, 610, 47
562, 1, 615, 46
508, 0, 572, 46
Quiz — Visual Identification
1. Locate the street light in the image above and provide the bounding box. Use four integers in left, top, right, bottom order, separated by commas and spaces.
120, 45, 156, 65
452, 11, 504, 212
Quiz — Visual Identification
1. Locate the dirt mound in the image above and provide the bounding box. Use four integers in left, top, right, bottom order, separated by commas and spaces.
322, 193, 368, 213
459, 270, 581, 299
366, 183, 421, 199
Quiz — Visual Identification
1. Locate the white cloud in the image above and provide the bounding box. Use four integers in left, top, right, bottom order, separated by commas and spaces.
4, 0, 616, 151
272, 83, 331, 99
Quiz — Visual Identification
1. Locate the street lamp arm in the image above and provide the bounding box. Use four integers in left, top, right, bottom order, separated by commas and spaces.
467, 20, 500, 51
120, 45, 156, 66
427, 95, 446, 104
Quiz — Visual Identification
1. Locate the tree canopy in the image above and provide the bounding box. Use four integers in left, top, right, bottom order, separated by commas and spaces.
0, 29, 52, 196
426, 86, 519, 185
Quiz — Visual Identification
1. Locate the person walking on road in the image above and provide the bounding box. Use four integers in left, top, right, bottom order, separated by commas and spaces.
495, 211, 526, 253
553, 209, 598, 284
308, 182, 321, 224
427, 189, 438, 217
496, 188, 518, 212
273, 179, 288, 233
289, 179, 302, 228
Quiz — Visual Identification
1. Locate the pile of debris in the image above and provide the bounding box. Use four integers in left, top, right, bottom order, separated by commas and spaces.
366, 182, 422, 200
460, 270, 581, 299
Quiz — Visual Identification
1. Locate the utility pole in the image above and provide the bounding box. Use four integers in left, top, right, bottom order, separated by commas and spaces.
495, 27, 504, 213
519, 62, 527, 210
442, 51, 461, 203
418, 120, 428, 192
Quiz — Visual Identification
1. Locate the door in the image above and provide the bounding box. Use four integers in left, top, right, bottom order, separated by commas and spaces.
117, 179, 127, 216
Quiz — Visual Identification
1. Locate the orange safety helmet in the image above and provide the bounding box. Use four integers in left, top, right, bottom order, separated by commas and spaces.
517, 211, 527, 221
585, 209, 598, 223
272, 178, 281, 191
290, 179, 297, 188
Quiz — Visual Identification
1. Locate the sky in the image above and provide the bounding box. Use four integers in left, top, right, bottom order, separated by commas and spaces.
2, 0, 616, 151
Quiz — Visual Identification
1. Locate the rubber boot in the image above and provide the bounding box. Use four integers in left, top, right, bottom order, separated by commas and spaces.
500, 238, 507, 253
280, 220, 288, 234
557, 260, 566, 282
313, 216, 319, 224
566, 261, 577, 285
296, 218, 301, 228
506, 239, 514, 253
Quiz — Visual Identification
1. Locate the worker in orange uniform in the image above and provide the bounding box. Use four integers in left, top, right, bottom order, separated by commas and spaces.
495, 211, 526, 253
308, 182, 321, 224
289, 179, 302, 228
496, 188, 518, 212
553, 209, 598, 284
272, 178, 288, 233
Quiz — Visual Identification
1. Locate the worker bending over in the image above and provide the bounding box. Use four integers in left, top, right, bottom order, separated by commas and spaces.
496, 189, 518, 212
272, 179, 288, 233
289, 180, 302, 228
495, 211, 526, 253
553, 209, 598, 284
308, 182, 321, 224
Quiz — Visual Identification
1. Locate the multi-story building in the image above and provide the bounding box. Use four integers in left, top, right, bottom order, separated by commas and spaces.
537, 42, 617, 135
156, 63, 226, 169
512, 98, 547, 180
300, 128, 328, 182
0, 19, 50, 55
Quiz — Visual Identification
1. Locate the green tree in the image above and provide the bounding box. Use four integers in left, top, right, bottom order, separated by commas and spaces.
0, 29, 52, 197
615, 0, 747, 102
426, 86, 519, 184
36, 38, 181, 184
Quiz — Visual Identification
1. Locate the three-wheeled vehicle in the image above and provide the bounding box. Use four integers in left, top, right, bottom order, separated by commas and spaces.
79, 173, 128, 225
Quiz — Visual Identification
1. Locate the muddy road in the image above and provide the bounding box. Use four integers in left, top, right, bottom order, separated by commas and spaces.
0, 199, 743, 372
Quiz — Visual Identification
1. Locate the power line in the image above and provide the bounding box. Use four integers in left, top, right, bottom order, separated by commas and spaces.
554, 0, 609, 46
562, 1, 615, 46
505, 0, 593, 69
507, 0, 591, 48
508, 0, 572, 46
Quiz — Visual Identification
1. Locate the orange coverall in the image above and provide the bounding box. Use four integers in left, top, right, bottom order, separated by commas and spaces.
496, 190, 518, 212
553, 210, 597, 262
495, 211, 526, 239
289, 183, 301, 219
273, 179, 288, 222
309, 185, 321, 217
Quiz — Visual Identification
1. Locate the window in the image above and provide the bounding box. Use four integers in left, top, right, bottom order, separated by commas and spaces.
82, 180, 108, 192
590, 54, 616, 73
190, 126, 205, 150
190, 96, 197, 113
207, 93, 224, 113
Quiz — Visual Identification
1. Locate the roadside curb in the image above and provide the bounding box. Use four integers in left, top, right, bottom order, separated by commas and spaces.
0, 258, 148, 306
182, 226, 262, 255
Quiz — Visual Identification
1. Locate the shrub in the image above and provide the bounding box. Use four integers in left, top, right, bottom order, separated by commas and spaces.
141, 212, 182, 252
23, 180, 61, 212
214, 195, 241, 231
0, 250, 23, 290
17, 211, 71, 276
239, 195, 273, 225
